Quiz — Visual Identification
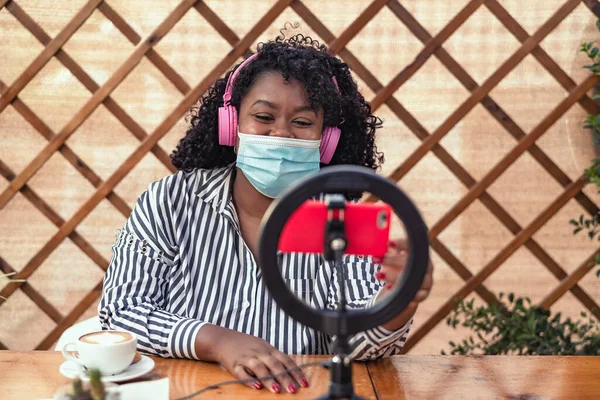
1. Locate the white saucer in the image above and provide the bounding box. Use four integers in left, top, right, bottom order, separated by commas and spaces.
59, 355, 155, 383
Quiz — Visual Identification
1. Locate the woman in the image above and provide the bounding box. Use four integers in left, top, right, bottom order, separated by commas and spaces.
99, 34, 433, 394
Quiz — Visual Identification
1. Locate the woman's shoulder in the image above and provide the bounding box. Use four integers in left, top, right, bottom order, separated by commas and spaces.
143, 165, 234, 200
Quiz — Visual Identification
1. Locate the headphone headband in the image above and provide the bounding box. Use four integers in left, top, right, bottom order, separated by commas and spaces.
223, 53, 260, 105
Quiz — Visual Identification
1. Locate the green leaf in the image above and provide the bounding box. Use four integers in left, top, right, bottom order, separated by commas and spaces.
508, 293, 514, 303
517, 334, 534, 341
574, 227, 583, 234
596, 20, 600, 32
596, 268, 600, 277
593, 93, 600, 100
591, 48, 599, 58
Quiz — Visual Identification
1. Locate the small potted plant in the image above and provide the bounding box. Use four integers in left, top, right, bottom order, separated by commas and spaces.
53, 369, 120, 400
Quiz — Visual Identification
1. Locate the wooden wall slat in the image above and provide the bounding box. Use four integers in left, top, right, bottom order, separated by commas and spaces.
404, 176, 589, 352
383, 0, 581, 184
370, 0, 485, 110
5, 1, 177, 177
0, 158, 109, 273
382, 94, 600, 319
97, 1, 192, 95
0, 79, 133, 219
328, 0, 389, 55
386, 0, 599, 218
430, 239, 499, 304
540, 250, 600, 310
0, 0, 196, 211
193, 2, 255, 59
194, 2, 240, 46
35, 280, 103, 350
582, 0, 600, 19
485, 0, 598, 115
0, 0, 102, 114
430, 75, 598, 238
0, 254, 62, 323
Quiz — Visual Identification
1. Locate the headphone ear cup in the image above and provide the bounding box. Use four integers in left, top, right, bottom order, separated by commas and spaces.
218, 106, 230, 146
229, 106, 238, 146
218, 106, 237, 146
320, 126, 341, 164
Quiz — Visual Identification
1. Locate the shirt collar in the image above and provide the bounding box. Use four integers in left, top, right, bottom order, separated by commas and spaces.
194, 165, 235, 214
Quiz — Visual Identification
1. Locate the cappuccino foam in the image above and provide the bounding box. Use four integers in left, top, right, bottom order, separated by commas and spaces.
80, 331, 133, 345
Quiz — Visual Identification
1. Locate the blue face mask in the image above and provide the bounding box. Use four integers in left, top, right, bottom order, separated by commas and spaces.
236, 131, 321, 198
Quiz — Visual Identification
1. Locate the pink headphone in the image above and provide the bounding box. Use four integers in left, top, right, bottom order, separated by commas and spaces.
218, 53, 341, 164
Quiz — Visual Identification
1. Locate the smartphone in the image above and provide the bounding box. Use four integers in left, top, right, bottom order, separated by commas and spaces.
278, 200, 392, 257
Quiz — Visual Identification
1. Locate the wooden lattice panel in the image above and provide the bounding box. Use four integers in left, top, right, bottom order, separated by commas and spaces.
0, 0, 599, 352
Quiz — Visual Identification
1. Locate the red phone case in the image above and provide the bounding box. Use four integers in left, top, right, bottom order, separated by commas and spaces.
278, 200, 391, 257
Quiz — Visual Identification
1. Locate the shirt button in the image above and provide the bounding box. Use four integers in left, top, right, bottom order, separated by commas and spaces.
242, 301, 250, 308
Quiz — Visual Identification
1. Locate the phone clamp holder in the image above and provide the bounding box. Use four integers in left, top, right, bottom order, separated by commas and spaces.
258, 165, 429, 400
323, 194, 347, 262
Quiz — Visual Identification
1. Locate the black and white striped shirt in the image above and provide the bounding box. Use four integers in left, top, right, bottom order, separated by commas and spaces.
98, 166, 411, 361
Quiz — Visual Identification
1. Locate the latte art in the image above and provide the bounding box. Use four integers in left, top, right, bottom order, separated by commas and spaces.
80, 331, 133, 345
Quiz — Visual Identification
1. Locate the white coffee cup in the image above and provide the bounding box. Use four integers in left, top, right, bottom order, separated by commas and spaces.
61, 330, 137, 376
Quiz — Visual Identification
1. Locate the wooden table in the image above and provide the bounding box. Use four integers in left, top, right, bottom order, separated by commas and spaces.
1, 351, 599, 399
0, 351, 374, 399
368, 355, 600, 400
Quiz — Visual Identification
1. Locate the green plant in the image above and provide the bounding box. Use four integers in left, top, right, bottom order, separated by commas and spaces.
570, 213, 600, 277
443, 293, 600, 355
55, 368, 107, 400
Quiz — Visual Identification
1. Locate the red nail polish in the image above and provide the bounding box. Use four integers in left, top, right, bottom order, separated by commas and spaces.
253, 381, 262, 389
288, 384, 296, 393
388, 241, 397, 248
272, 383, 281, 393
300, 379, 309, 387
387, 284, 393, 290
375, 272, 386, 280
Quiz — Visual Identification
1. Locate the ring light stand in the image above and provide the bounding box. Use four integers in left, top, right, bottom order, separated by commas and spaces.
258, 166, 429, 399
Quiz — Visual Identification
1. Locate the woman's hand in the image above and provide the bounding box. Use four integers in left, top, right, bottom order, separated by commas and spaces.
373, 238, 434, 330
200, 326, 308, 394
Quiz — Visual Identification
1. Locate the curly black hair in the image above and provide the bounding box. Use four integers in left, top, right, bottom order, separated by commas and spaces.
171, 34, 383, 172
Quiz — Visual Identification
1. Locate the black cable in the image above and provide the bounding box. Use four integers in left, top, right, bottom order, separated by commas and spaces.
175, 360, 330, 400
